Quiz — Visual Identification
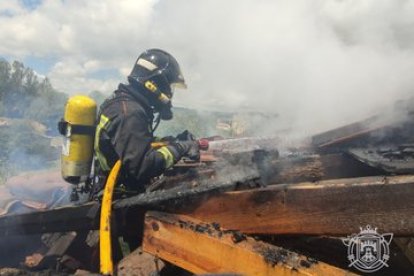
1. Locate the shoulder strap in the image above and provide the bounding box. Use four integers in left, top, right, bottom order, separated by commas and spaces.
58, 119, 96, 136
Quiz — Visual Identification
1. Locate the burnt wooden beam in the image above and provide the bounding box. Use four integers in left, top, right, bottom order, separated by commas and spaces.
0, 147, 391, 238
0, 175, 256, 237
395, 238, 414, 266
113, 174, 258, 210
0, 202, 99, 236
2, 174, 414, 238
174, 175, 414, 236
117, 248, 166, 276
265, 153, 386, 185
142, 211, 357, 275
311, 115, 380, 148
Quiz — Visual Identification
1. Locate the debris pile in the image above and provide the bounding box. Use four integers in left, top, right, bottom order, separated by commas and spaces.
0, 100, 414, 275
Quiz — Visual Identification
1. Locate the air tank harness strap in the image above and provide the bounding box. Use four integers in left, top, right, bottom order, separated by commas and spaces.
58, 119, 96, 136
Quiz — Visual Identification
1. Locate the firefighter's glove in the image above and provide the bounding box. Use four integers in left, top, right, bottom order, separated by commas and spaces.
160, 136, 176, 142
176, 130, 196, 142
171, 140, 200, 162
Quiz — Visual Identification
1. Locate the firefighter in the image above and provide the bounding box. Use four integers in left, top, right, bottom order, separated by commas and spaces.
93, 49, 199, 196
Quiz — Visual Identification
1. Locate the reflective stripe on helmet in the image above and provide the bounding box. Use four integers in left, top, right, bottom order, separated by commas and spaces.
137, 58, 158, 71
156, 146, 175, 169
94, 114, 111, 171
129, 49, 186, 92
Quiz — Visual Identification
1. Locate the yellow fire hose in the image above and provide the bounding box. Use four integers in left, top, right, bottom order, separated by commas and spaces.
100, 159, 121, 275
98, 141, 208, 274
99, 144, 160, 274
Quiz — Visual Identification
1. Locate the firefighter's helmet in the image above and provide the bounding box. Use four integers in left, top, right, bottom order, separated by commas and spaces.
128, 49, 187, 97
128, 49, 186, 120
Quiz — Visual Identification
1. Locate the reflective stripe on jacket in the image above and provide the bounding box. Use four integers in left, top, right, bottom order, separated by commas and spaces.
94, 83, 176, 191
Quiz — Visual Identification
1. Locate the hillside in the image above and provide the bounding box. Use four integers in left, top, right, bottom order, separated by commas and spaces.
0, 60, 67, 182
0, 59, 277, 183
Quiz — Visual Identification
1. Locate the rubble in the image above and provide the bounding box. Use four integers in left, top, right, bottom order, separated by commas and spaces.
0, 102, 414, 275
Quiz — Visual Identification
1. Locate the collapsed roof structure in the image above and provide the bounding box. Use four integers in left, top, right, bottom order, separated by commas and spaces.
0, 98, 413, 275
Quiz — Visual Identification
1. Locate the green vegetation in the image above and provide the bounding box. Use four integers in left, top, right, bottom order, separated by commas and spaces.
0, 59, 68, 133
155, 108, 274, 139
0, 58, 270, 183
0, 59, 66, 183
155, 107, 220, 138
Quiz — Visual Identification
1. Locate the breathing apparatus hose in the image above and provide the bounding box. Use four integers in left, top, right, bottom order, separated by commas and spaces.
100, 160, 121, 275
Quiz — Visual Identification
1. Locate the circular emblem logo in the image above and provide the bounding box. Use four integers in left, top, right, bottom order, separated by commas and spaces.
342, 225, 393, 273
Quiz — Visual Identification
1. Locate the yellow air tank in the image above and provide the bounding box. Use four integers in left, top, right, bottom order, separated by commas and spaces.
60, 95, 97, 184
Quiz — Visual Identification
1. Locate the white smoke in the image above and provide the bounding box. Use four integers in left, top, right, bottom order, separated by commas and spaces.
162, 0, 414, 135
1, 0, 414, 135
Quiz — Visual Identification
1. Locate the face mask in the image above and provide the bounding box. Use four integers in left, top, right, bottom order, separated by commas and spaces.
159, 103, 173, 120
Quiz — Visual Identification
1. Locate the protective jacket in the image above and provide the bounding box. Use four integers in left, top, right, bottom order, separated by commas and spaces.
94, 83, 176, 192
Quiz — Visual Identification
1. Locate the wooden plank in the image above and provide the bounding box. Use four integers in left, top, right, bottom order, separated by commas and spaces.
174, 175, 414, 236
114, 175, 252, 209
117, 248, 165, 276
142, 211, 357, 276
394, 238, 414, 266
0, 172, 245, 237
310, 116, 380, 148
2, 174, 414, 237
265, 153, 385, 185
0, 202, 99, 236
0, 173, 251, 237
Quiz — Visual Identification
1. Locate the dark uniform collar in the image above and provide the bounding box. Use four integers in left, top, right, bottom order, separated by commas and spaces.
116, 83, 153, 115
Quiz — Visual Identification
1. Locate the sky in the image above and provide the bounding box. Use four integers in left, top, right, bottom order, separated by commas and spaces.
1, 0, 414, 135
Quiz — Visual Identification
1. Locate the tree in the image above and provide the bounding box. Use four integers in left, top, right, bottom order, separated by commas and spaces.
23, 67, 40, 97
4, 61, 30, 117
0, 59, 11, 101
26, 77, 67, 134
0, 59, 69, 180
10, 61, 24, 88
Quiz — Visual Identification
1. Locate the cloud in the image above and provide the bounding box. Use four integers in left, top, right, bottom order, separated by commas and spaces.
48, 59, 118, 94
0, 1, 24, 16
0, 0, 156, 92
1, 0, 414, 135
